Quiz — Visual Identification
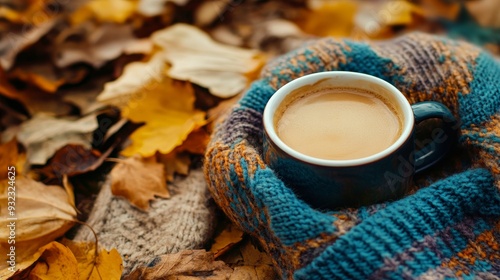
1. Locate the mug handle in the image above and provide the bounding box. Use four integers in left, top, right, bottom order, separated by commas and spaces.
411, 101, 460, 173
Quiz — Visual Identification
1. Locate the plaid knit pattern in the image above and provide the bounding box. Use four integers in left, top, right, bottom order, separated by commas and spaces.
203, 33, 500, 279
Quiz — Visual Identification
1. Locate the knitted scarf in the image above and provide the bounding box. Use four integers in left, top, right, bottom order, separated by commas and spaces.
204, 32, 500, 279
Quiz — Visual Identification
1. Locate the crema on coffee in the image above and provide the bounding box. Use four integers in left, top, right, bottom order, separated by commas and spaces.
275, 87, 402, 160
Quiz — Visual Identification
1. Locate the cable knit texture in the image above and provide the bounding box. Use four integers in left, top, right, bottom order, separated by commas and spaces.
74, 168, 216, 275
204, 33, 500, 279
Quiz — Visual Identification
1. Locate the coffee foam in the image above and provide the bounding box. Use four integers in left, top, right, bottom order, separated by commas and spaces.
275, 87, 403, 160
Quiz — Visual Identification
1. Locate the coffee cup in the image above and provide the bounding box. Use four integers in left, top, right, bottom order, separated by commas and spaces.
263, 71, 459, 209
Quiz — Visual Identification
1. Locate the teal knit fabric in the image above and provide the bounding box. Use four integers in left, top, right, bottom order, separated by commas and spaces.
204, 33, 500, 279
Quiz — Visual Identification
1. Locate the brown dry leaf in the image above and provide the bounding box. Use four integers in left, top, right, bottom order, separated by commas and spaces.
39, 145, 110, 179
110, 155, 170, 210
0, 177, 77, 272
61, 239, 123, 280
229, 265, 278, 280
0, 138, 20, 180
8, 61, 88, 93
239, 241, 274, 266
299, 0, 357, 37
176, 128, 211, 155
0, 68, 24, 101
70, 0, 138, 24
54, 23, 141, 68
23, 90, 75, 118
119, 79, 206, 156
466, 0, 500, 28
210, 224, 244, 258
0, 0, 48, 24
155, 126, 210, 181
60, 75, 110, 115
37, 117, 142, 180
15, 113, 98, 165
221, 239, 278, 280
158, 152, 191, 182
124, 250, 233, 280
62, 175, 77, 210
419, 0, 461, 21
152, 23, 265, 98
0, 19, 57, 70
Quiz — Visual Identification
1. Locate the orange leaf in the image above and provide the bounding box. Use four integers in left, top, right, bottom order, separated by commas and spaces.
298, 0, 358, 37
110, 156, 170, 211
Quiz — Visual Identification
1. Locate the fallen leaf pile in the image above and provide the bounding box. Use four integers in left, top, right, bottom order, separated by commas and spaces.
0, 0, 498, 278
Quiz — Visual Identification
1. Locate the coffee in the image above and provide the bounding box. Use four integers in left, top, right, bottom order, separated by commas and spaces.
275, 87, 402, 160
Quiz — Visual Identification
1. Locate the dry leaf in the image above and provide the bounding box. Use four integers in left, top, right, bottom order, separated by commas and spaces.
16, 113, 98, 165
0, 177, 77, 270
152, 23, 265, 98
110, 156, 170, 210
176, 128, 211, 155
466, 0, 500, 28
0, 0, 48, 24
23, 241, 79, 279
38, 118, 142, 180
124, 250, 233, 280
1, 85, 74, 117
0, 68, 24, 101
62, 175, 77, 210
61, 239, 123, 280
155, 127, 209, 180
70, 0, 138, 24
0, 138, 20, 180
8, 61, 88, 93
239, 241, 274, 266
96, 53, 165, 107
354, 0, 424, 39
0, 19, 57, 70
210, 224, 244, 258
6, 241, 78, 280
54, 23, 140, 68
299, 0, 357, 37
419, 0, 461, 21
39, 145, 108, 179
6, 241, 123, 280
229, 265, 278, 280
60, 75, 110, 115
220, 239, 278, 280
158, 152, 191, 182
116, 67, 206, 157
138, 0, 189, 16
195, 0, 232, 26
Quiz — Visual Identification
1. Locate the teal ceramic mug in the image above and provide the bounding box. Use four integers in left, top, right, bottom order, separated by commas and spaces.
262, 71, 459, 209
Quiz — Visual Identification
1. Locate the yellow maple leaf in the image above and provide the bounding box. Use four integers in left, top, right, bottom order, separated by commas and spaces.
26, 242, 79, 280
5, 241, 122, 280
62, 239, 123, 280
298, 0, 358, 37
120, 75, 206, 157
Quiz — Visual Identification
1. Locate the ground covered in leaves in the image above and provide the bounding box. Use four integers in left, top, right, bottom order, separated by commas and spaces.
0, 0, 499, 279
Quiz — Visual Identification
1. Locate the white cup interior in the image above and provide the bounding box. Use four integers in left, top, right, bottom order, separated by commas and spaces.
263, 71, 414, 167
